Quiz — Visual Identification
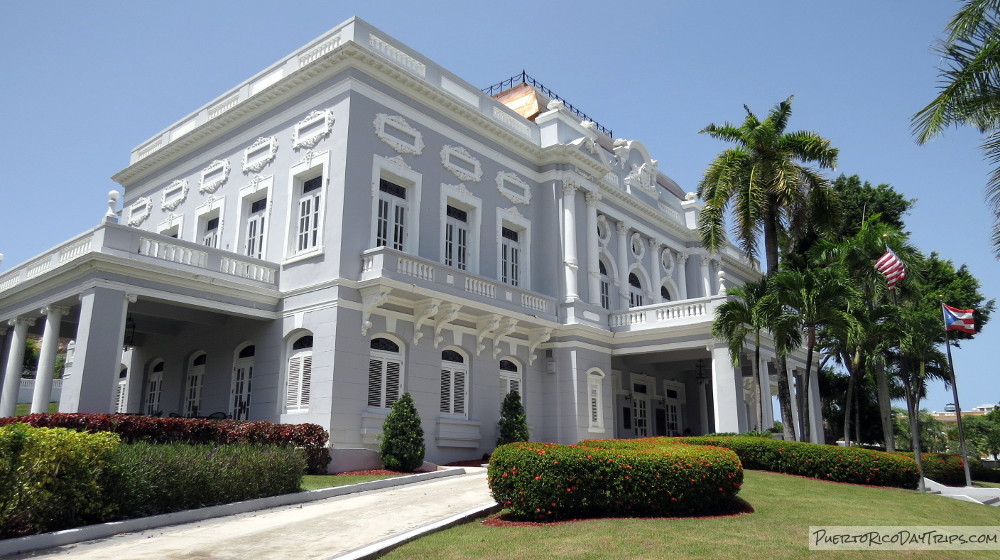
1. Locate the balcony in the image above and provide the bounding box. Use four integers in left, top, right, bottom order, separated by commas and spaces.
608, 295, 724, 333
0, 223, 280, 296
360, 247, 556, 321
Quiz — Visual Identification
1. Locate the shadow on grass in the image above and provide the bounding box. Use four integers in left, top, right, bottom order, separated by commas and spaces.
482, 497, 755, 527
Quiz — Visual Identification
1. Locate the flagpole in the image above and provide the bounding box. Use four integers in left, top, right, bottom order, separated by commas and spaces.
940, 299, 974, 487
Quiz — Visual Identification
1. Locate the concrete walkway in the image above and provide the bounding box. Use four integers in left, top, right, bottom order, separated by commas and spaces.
925, 478, 1000, 507
5, 468, 495, 560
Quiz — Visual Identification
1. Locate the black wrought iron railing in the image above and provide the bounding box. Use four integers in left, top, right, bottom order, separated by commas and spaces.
482, 70, 612, 137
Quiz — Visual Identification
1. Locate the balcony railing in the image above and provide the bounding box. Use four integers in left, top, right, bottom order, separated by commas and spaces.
360, 247, 556, 319
0, 223, 279, 295
609, 295, 724, 332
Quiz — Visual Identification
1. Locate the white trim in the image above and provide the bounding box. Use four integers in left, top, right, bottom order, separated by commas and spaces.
498, 355, 523, 405
236, 175, 273, 260
496, 206, 530, 290
231, 342, 255, 420
374, 113, 424, 155
439, 346, 469, 419
199, 159, 231, 194
127, 197, 153, 226
156, 213, 185, 239
161, 180, 189, 211
283, 151, 330, 262
184, 352, 206, 417
194, 197, 226, 249
440, 183, 481, 275
370, 154, 422, 254
285, 332, 313, 413
292, 108, 335, 150
440, 145, 482, 182
368, 333, 406, 410
495, 171, 531, 205
587, 368, 606, 431
242, 136, 278, 173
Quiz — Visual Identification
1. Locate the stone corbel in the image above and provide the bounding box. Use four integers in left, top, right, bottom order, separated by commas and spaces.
411, 298, 441, 346
360, 286, 390, 336
433, 302, 462, 348
476, 314, 502, 355
527, 327, 553, 364
492, 317, 518, 359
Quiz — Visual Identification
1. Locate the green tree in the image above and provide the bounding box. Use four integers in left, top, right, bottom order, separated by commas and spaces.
831, 174, 914, 238
712, 277, 771, 432
698, 96, 839, 276
496, 391, 529, 447
912, 0, 1000, 255
379, 392, 425, 472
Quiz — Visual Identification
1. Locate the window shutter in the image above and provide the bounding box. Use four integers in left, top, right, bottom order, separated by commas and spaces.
590, 385, 599, 424
301, 355, 312, 407
368, 358, 383, 407
454, 369, 466, 414
286, 356, 301, 409
385, 360, 401, 406
440, 369, 451, 413
510, 378, 520, 396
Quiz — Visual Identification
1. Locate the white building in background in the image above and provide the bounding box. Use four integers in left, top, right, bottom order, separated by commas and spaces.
0, 18, 819, 468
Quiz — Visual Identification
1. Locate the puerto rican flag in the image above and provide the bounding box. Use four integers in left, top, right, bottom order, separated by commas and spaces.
943, 304, 976, 334
874, 248, 906, 289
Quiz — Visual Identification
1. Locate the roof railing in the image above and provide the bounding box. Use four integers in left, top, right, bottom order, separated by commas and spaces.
482, 70, 613, 137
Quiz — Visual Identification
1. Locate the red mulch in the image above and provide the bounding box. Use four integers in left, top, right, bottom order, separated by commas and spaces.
444, 459, 490, 467
481, 499, 755, 527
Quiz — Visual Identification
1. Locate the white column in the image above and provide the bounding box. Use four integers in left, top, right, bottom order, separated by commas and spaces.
759, 354, 774, 430
787, 366, 801, 438
711, 345, 744, 433
31, 305, 69, 414
585, 192, 601, 306
649, 238, 662, 303
0, 325, 10, 413
562, 182, 579, 302
677, 253, 689, 300
700, 255, 712, 297
616, 221, 630, 308
0, 317, 35, 417
59, 288, 131, 413
809, 369, 824, 443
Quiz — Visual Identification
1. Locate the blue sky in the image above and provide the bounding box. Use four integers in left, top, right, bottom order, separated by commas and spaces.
0, 1, 996, 414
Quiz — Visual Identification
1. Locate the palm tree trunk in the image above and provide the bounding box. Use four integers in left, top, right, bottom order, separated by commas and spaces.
776, 356, 796, 441
902, 363, 926, 491
802, 331, 815, 443
762, 205, 781, 277
875, 365, 895, 452
754, 341, 764, 431
842, 355, 856, 446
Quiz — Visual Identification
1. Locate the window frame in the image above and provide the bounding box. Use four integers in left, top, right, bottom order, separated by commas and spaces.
496, 207, 530, 290
283, 152, 329, 263
587, 368, 606, 432
145, 359, 164, 416
368, 335, 405, 410
370, 155, 422, 253
498, 357, 523, 405
440, 183, 481, 274
194, 197, 225, 250
185, 353, 206, 417
237, 176, 273, 260
285, 334, 313, 414
439, 348, 469, 418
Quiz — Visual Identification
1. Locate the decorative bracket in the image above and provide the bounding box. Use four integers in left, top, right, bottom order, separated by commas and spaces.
476, 314, 502, 355
433, 302, 462, 348
411, 298, 441, 346
359, 286, 390, 336
527, 327, 554, 364
492, 317, 518, 359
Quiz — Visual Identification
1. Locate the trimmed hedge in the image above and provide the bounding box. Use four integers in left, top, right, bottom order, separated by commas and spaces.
104, 442, 305, 519
681, 436, 919, 489
0, 413, 330, 474
0, 424, 120, 538
895, 452, 967, 486
488, 439, 742, 521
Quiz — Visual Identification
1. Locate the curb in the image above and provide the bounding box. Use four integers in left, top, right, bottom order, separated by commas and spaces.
0, 468, 468, 558
330, 502, 501, 560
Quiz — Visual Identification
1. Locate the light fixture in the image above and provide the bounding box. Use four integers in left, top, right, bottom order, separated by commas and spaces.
695, 359, 706, 382
123, 315, 136, 351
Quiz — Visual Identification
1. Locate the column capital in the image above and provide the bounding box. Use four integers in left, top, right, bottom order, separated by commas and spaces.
562, 181, 578, 196
700, 255, 712, 266
41, 305, 70, 317
585, 191, 602, 207
126, 293, 139, 304
648, 237, 662, 250
677, 252, 689, 264
8, 317, 36, 328
616, 220, 630, 235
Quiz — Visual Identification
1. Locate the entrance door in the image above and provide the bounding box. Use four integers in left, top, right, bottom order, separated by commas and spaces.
231, 345, 255, 420
633, 381, 650, 437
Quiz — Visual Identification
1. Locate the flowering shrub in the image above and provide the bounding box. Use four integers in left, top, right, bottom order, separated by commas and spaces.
0, 413, 330, 473
488, 439, 742, 521
0, 424, 120, 538
681, 436, 919, 489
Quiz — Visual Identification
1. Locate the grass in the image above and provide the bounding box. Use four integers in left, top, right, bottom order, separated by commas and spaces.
13, 402, 59, 415
974, 480, 1000, 488
385, 470, 1000, 560
300, 474, 399, 491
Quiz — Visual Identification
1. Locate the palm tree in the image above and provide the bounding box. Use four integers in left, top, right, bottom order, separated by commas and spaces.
698, 96, 839, 276
912, 0, 1000, 255
712, 277, 771, 431
771, 265, 858, 442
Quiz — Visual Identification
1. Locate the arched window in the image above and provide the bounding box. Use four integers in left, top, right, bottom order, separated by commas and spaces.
599, 259, 612, 310
369, 337, 402, 408
286, 335, 313, 413
115, 367, 128, 413
499, 359, 522, 403
587, 369, 606, 430
661, 285, 671, 301
185, 353, 206, 417
629, 273, 644, 308
232, 344, 255, 420
145, 360, 164, 416
440, 349, 468, 416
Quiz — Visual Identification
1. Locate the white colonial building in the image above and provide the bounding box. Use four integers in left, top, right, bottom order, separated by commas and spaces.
0, 18, 820, 468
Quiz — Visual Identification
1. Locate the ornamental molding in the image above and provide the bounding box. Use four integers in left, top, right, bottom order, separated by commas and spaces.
199, 160, 230, 194
292, 108, 334, 150
161, 180, 189, 211
440, 145, 482, 182
433, 302, 462, 348
661, 248, 675, 273
442, 183, 479, 207
374, 113, 424, 155
497, 205, 525, 222
623, 162, 658, 194
242, 136, 278, 173
495, 171, 531, 205
127, 197, 152, 226
585, 191, 603, 207
596, 215, 611, 246
629, 232, 646, 260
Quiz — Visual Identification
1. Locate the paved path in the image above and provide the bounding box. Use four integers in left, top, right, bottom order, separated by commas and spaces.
8, 469, 494, 560
925, 477, 1000, 507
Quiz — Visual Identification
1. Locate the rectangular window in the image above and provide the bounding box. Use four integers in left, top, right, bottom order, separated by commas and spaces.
296, 176, 323, 253
439, 367, 467, 415
184, 371, 203, 417
202, 217, 220, 248
368, 356, 402, 408
245, 198, 267, 259
501, 227, 520, 286
145, 374, 162, 416
444, 205, 468, 270
376, 179, 407, 250
600, 280, 610, 310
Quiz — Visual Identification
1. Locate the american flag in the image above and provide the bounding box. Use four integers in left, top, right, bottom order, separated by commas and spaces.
943, 304, 976, 334
874, 248, 906, 289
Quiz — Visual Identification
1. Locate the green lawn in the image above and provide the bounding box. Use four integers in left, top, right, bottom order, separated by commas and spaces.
300, 474, 399, 491
13, 402, 59, 415
974, 480, 1000, 488
386, 470, 1000, 560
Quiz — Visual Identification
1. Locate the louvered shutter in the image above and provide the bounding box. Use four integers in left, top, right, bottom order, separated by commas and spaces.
454, 369, 466, 414
368, 358, 383, 407
385, 360, 401, 406
440, 369, 452, 413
